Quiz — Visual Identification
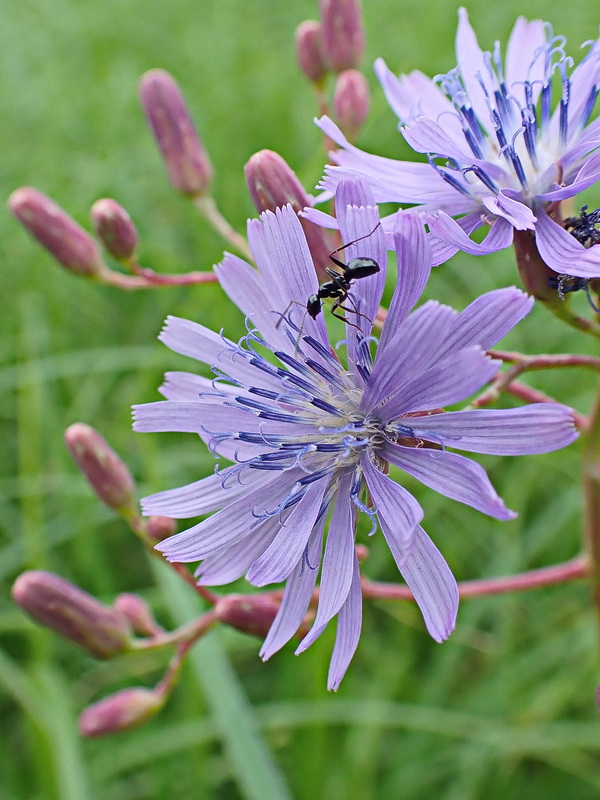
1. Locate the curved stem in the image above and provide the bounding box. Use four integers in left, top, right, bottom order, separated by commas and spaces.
361, 556, 589, 601
193, 195, 253, 261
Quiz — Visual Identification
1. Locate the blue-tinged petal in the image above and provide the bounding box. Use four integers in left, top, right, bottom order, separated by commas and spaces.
378, 347, 500, 419
327, 555, 362, 691
247, 478, 328, 586
249, 205, 330, 350
296, 472, 355, 651
159, 371, 233, 402
301, 207, 339, 229
378, 211, 431, 353
427, 211, 514, 255
455, 8, 497, 140
156, 471, 298, 562
159, 315, 232, 363
534, 209, 600, 277
406, 404, 578, 455
361, 455, 423, 557
142, 467, 264, 518
194, 518, 280, 585
441, 287, 533, 354
398, 525, 458, 642
367, 301, 457, 411
402, 117, 476, 164
260, 523, 325, 660
383, 442, 516, 520
483, 192, 536, 230
428, 212, 484, 266
335, 178, 387, 342
505, 17, 546, 109
374, 58, 456, 129
538, 154, 600, 202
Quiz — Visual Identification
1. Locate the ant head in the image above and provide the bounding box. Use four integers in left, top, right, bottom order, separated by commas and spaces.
345, 257, 380, 279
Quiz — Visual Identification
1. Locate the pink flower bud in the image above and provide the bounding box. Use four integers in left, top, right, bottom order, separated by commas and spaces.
114, 593, 159, 636
64, 423, 136, 515
245, 150, 332, 275
90, 199, 138, 261
319, 0, 365, 72
333, 69, 370, 142
8, 187, 104, 277
146, 515, 177, 541
215, 594, 280, 639
79, 687, 163, 737
139, 69, 213, 197
12, 571, 130, 659
295, 21, 327, 84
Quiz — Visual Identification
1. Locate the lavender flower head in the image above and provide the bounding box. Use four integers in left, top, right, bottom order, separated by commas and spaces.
133, 177, 577, 689
317, 10, 600, 277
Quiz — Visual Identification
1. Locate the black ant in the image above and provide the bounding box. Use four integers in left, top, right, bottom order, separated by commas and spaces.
307, 224, 381, 323
547, 206, 600, 313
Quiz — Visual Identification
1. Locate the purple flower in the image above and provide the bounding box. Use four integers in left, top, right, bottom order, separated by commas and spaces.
317, 10, 600, 276
133, 177, 577, 689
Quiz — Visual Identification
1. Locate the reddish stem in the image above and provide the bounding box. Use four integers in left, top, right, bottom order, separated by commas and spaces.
361, 557, 589, 601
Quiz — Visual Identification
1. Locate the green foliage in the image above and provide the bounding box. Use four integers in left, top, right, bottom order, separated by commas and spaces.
2, 0, 600, 798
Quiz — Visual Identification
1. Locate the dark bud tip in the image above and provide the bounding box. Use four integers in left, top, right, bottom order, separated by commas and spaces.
295, 21, 327, 85
319, 0, 365, 72
9, 187, 104, 277
215, 594, 280, 639
139, 69, 213, 197
90, 199, 139, 261
64, 423, 136, 515
333, 69, 370, 142
79, 687, 163, 737
12, 571, 131, 659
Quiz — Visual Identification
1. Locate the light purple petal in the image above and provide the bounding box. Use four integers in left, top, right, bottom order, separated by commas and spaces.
374, 58, 457, 129
441, 287, 533, 354
534, 209, 600, 277
427, 211, 514, 255
378, 211, 431, 353
142, 467, 264, 518
378, 347, 500, 419
327, 555, 362, 691
260, 522, 325, 660
483, 191, 536, 230
158, 371, 219, 402
361, 455, 423, 558
247, 478, 328, 586
455, 8, 496, 140
505, 16, 546, 109
407, 404, 578, 455
334, 178, 387, 341
194, 518, 280, 585
383, 442, 516, 520
402, 117, 475, 163
366, 302, 457, 411
297, 472, 355, 651
155, 471, 299, 562
397, 525, 458, 642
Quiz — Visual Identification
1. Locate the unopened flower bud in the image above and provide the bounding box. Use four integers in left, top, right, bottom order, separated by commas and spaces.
215, 594, 280, 639
65, 423, 136, 515
79, 687, 163, 737
114, 593, 159, 636
333, 69, 370, 141
319, 0, 365, 72
295, 21, 327, 85
90, 199, 138, 261
139, 69, 213, 197
245, 150, 332, 274
12, 571, 130, 659
8, 187, 105, 277
146, 515, 177, 541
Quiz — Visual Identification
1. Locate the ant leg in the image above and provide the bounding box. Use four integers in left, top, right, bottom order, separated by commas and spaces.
275, 299, 306, 330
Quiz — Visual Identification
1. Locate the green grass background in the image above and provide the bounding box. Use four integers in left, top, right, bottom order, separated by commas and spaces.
2, 1, 600, 798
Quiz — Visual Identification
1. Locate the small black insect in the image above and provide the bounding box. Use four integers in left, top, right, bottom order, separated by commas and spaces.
548, 205, 600, 313
307, 225, 381, 323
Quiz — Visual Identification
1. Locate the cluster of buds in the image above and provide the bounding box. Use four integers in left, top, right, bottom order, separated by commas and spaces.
295, 0, 369, 142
